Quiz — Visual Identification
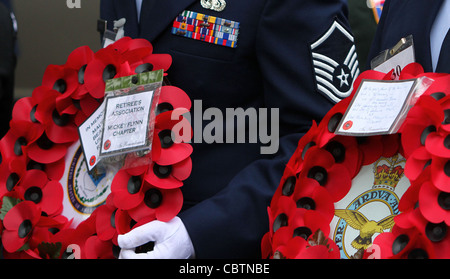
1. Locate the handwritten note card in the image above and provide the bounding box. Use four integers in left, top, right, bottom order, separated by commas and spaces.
336, 79, 416, 136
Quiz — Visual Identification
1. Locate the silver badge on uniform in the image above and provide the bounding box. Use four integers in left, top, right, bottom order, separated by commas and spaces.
201, 0, 226, 12
310, 20, 359, 103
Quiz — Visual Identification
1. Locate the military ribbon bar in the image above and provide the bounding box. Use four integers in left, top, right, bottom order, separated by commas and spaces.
172, 10, 240, 48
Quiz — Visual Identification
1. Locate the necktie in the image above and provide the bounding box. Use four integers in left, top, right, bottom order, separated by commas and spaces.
436, 29, 450, 73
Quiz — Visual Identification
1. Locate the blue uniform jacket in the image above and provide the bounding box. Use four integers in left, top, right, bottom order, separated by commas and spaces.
368, 0, 450, 73
101, 0, 354, 258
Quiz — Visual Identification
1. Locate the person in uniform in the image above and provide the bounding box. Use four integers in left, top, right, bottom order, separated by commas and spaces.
100, 0, 359, 258
368, 0, 450, 73
0, 0, 16, 138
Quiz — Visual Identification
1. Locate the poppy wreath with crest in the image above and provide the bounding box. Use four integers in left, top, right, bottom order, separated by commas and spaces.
262, 63, 450, 259
0, 37, 193, 259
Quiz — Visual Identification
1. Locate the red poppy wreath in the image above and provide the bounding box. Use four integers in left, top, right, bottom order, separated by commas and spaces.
262, 63, 450, 259
0, 37, 193, 259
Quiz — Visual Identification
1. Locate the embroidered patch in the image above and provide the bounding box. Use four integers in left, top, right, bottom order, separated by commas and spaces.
172, 10, 239, 48
310, 20, 359, 103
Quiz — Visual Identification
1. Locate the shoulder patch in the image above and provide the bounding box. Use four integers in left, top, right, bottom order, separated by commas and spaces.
310, 20, 359, 103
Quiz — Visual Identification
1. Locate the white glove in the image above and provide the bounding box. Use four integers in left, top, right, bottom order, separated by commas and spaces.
118, 216, 195, 259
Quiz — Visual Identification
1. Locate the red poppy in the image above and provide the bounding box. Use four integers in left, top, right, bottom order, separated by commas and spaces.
84, 235, 116, 259
373, 227, 435, 259
322, 135, 361, 178
292, 179, 335, 223
158, 86, 191, 113
152, 109, 193, 165
144, 157, 192, 190
2, 201, 41, 253
111, 168, 146, 211
299, 146, 351, 202
95, 195, 119, 245
26, 133, 70, 165
84, 46, 132, 99
34, 89, 78, 144
401, 95, 443, 158
65, 45, 95, 99
0, 157, 26, 196
267, 196, 297, 242
128, 185, 183, 223
41, 64, 78, 97
419, 180, 450, 225
404, 146, 432, 182
316, 97, 351, 146
16, 169, 63, 216
1, 120, 43, 160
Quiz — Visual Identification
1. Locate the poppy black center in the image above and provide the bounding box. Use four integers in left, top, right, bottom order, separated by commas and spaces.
36, 133, 54, 150
78, 64, 87, 84
425, 222, 447, 242
307, 166, 328, 186
135, 63, 154, 74
144, 189, 163, 209
14, 137, 27, 156
293, 226, 312, 240
282, 176, 296, 196
156, 102, 174, 115
18, 219, 33, 239
24, 186, 43, 204
127, 176, 142, 195
438, 191, 450, 210
392, 234, 409, 255
153, 164, 172, 179
420, 125, 436, 145
296, 197, 316, 210
159, 130, 174, 149
53, 79, 67, 93
273, 213, 288, 233
52, 109, 70, 127
102, 64, 117, 82
6, 173, 20, 192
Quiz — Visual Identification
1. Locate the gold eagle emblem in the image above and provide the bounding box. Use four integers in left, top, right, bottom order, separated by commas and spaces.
335, 209, 396, 250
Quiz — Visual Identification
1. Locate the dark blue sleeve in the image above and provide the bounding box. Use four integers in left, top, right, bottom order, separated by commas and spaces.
100, 0, 117, 33
179, 0, 351, 259
366, 0, 392, 68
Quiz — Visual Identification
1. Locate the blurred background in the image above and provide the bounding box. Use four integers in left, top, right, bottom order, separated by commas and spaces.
14, 0, 100, 98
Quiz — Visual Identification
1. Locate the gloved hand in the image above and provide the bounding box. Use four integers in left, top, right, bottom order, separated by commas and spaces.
118, 216, 195, 259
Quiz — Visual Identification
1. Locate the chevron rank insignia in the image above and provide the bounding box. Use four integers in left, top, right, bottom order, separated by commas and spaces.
310, 20, 359, 103
172, 10, 239, 48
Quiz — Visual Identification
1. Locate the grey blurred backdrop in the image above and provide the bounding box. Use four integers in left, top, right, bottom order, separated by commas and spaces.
14, 0, 101, 98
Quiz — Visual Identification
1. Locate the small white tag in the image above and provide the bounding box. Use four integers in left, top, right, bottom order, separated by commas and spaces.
100, 90, 154, 156
78, 102, 106, 171
373, 45, 415, 78
335, 79, 417, 136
